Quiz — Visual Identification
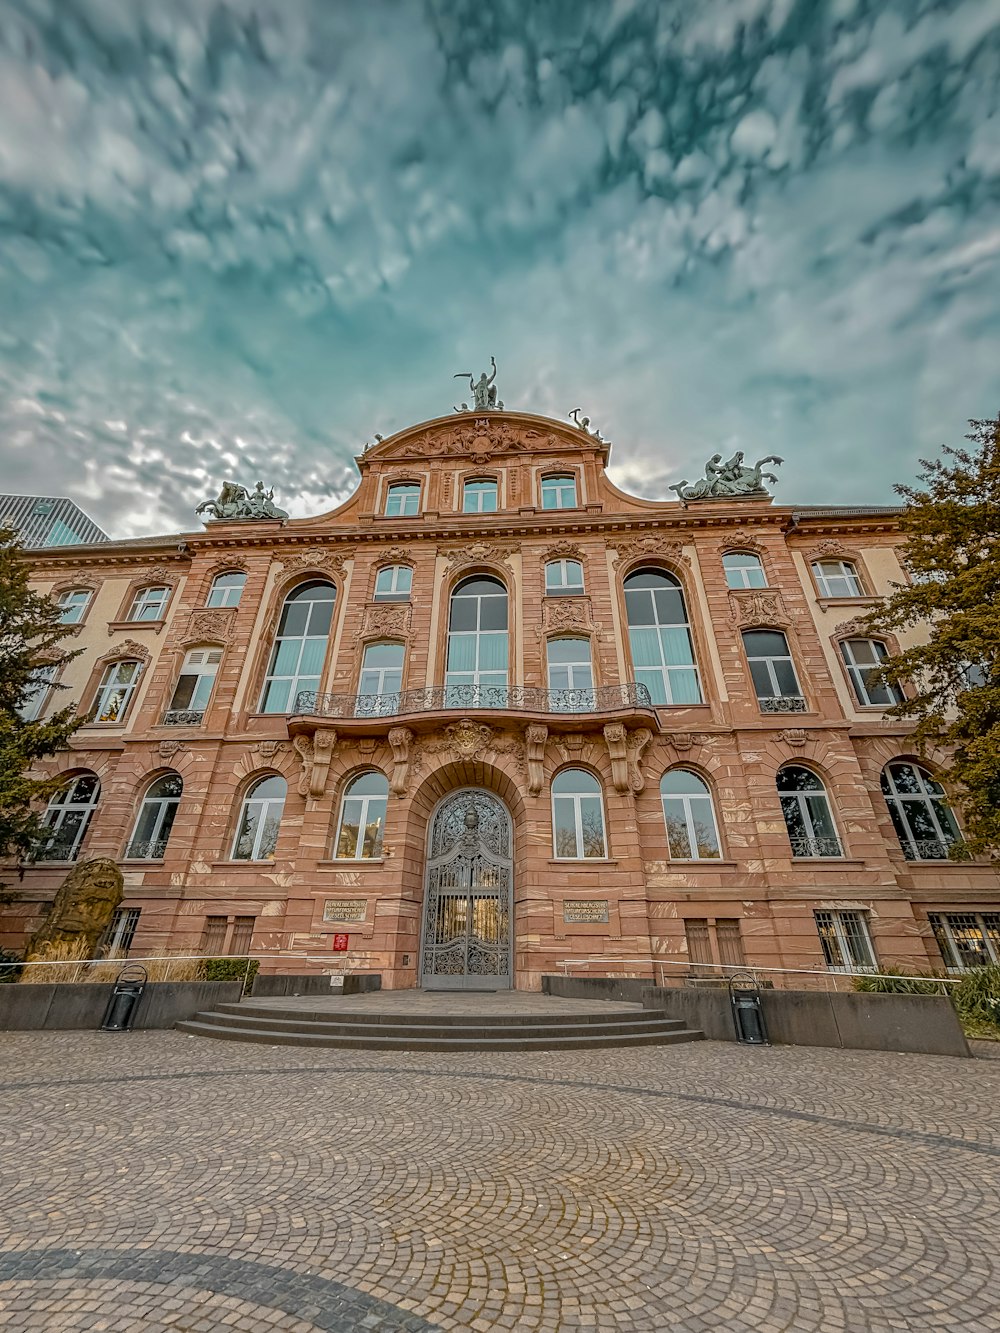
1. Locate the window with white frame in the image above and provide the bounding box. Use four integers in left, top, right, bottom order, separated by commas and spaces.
777, 766, 843, 858
206, 571, 246, 608
373, 565, 412, 602
259, 581, 336, 713
812, 559, 865, 598
128, 585, 170, 622
742, 630, 803, 707
385, 482, 420, 516
541, 474, 577, 510
37, 773, 100, 862
165, 648, 221, 722
18, 663, 56, 722
881, 761, 961, 861
624, 569, 702, 705
551, 769, 607, 859
334, 771, 389, 859
445, 575, 508, 705
57, 588, 92, 624
463, 478, 498, 513
840, 638, 904, 707
723, 552, 767, 590
356, 642, 405, 716
545, 559, 584, 596
231, 775, 286, 861
661, 770, 722, 860
125, 773, 182, 860
815, 910, 877, 972
928, 912, 1000, 973
546, 637, 594, 709
98, 907, 141, 960
92, 659, 143, 723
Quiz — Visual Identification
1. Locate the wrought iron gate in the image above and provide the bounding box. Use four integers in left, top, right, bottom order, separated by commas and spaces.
421, 789, 512, 990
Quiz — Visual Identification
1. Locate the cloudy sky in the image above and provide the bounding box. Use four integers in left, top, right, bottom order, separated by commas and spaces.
1, 0, 999, 540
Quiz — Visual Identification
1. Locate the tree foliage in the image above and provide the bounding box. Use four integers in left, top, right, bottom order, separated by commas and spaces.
0, 523, 85, 866
865, 416, 1000, 857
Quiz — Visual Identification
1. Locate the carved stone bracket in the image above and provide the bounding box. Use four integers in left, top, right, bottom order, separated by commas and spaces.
388, 726, 414, 796
669, 731, 713, 753
603, 722, 630, 795
729, 589, 789, 629
158, 739, 188, 760
292, 728, 337, 798
437, 541, 517, 578
540, 596, 596, 637
181, 607, 237, 646
609, 535, 691, 568
525, 724, 548, 795
355, 601, 413, 643
778, 728, 808, 747
627, 727, 653, 793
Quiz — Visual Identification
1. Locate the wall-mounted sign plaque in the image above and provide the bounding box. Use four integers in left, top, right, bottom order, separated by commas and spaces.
323, 898, 367, 923
563, 899, 610, 924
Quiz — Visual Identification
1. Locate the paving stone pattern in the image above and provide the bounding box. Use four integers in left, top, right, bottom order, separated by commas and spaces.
1, 1032, 999, 1331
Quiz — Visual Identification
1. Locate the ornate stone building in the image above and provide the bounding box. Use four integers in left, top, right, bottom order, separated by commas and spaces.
5, 399, 998, 987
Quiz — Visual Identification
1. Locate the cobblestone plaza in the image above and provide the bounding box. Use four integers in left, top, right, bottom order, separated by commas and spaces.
1, 1033, 998, 1331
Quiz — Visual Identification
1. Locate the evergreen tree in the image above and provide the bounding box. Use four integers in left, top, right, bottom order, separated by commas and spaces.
866, 416, 1000, 858
0, 523, 85, 868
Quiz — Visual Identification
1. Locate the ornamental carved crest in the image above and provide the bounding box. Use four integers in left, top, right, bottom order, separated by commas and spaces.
610, 535, 691, 568
419, 719, 525, 769
356, 602, 412, 642
716, 527, 769, 556
438, 541, 517, 576
101, 638, 151, 665
541, 541, 585, 563
541, 597, 596, 636
277, 547, 354, 578
390, 419, 562, 462
729, 589, 789, 628
182, 608, 236, 645
808, 540, 848, 559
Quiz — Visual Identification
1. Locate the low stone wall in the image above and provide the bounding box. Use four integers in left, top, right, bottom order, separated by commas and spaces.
542, 976, 972, 1058
251, 973, 382, 998
0, 980, 243, 1031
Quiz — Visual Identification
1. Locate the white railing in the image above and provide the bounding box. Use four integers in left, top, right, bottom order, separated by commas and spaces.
555, 955, 959, 993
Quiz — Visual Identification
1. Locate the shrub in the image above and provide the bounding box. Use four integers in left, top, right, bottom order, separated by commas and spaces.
202, 957, 259, 993
852, 966, 943, 996
951, 964, 1000, 1037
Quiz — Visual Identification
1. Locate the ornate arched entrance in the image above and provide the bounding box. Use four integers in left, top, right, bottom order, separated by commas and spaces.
420, 788, 513, 990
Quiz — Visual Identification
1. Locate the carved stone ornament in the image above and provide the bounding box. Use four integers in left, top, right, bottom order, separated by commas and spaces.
253, 740, 289, 759
387, 418, 566, 463
610, 535, 691, 568
133, 564, 178, 586
292, 728, 337, 799
717, 528, 769, 556
669, 732, 713, 753
834, 617, 870, 638
729, 589, 789, 629
378, 547, 414, 567
437, 541, 517, 576
182, 607, 236, 645
627, 727, 654, 793
541, 597, 596, 637
603, 722, 630, 795
158, 739, 188, 760
101, 638, 152, 665
670, 452, 782, 503
356, 602, 412, 643
542, 541, 585, 563
388, 726, 414, 796
778, 728, 808, 748
809, 540, 848, 559
278, 547, 355, 579
525, 724, 548, 795
419, 719, 524, 770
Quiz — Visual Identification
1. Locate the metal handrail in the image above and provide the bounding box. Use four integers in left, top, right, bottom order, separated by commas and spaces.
293, 682, 654, 718
555, 955, 961, 990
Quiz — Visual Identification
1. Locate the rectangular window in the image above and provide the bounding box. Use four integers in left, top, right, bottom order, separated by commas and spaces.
814, 910, 877, 972
813, 560, 864, 598
547, 637, 594, 706
541, 475, 577, 510
58, 589, 92, 624
840, 639, 904, 707
928, 912, 1000, 973
18, 664, 56, 722
373, 566, 412, 602
166, 648, 221, 722
98, 907, 140, 960
356, 642, 405, 715
128, 586, 170, 621
463, 479, 498, 513
545, 559, 584, 596
384, 483, 420, 516
742, 630, 803, 708
93, 660, 142, 723
229, 916, 255, 956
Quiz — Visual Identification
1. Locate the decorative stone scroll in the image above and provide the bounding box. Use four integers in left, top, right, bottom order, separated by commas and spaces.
626, 727, 653, 794
437, 541, 517, 578
277, 547, 354, 579
100, 638, 151, 665
603, 723, 654, 795
388, 726, 414, 796
833, 616, 870, 638
355, 602, 412, 643
292, 728, 337, 798
808, 540, 849, 559
525, 724, 548, 795
777, 728, 808, 748
609, 535, 691, 568
253, 740, 289, 759
716, 528, 769, 556
728, 589, 789, 629
181, 607, 237, 646
541, 597, 596, 637
158, 739, 188, 760
542, 541, 585, 564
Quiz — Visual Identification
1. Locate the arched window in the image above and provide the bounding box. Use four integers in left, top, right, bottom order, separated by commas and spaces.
742, 630, 803, 709
463, 478, 498, 513
128, 585, 170, 622
723, 552, 767, 590
57, 588, 92, 624
259, 581, 336, 714
545, 559, 584, 596
547, 638, 594, 710
231, 775, 286, 861
356, 642, 405, 716
373, 565, 412, 602
126, 773, 182, 860
881, 762, 960, 861
445, 575, 508, 705
334, 772, 389, 859
93, 659, 143, 723
840, 639, 904, 707
812, 558, 864, 598
552, 769, 607, 859
38, 773, 100, 862
385, 482, 420, 516
777, 766, 842, 858
661, 770, 721, 860
166, 648, 221, 724
624, 569, 702, 705
206, 571, 246, 608
541, 475, 577, 510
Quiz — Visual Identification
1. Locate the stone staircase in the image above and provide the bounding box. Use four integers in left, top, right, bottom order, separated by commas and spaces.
176, 998, 705, 1052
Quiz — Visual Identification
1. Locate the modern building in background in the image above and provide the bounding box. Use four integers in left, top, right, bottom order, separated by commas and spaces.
0, 494, 109, 548
3, 391, 997, 986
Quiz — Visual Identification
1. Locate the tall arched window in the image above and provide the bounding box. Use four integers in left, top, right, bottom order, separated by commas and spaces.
723, 552, 767, 589
334, 772, 389, 859
126, 773, 182, 860
881, 761, 960, 861
547, 637, 594, 710
624, 569, 702, 705
93, 659, 143, 723
38, 773, 100, 862
356, 642, 405, 716
777, 766, 842, 858
445, 575, 508, 706
259, 581, 336, 713
552, 769, 607, 859
661, 770, 721, 860
232, 775, 286, 861
206, 571, 246, 607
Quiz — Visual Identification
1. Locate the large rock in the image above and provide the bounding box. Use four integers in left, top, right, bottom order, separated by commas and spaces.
23, 858, 124, 964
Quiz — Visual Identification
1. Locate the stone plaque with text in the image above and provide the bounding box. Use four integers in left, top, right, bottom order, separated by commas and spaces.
322, 898, 368, 923
563, 899, 610, 924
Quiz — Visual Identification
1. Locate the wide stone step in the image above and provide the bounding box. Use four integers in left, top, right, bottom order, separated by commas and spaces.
175, 1018, 705, 1051
186, 1009, 690, 1040
213, 1002, 667, 1028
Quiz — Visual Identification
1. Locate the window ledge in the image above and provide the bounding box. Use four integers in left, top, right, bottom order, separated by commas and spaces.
108, 618, 166, 633
816, 597, 879, 609
548, 858, 618, 866
315, 859, 386, 868
664, 859, 740, 869
208, 859, 275, 868
790, 857, 867, 867
120, 858, 164, 866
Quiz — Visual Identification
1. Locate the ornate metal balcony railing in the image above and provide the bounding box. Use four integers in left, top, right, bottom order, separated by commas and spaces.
759, 695, 808, 714
789, 836, 844, 859
162, 709, 205, 726
33, 838, 78, 863
901, 837, 960, 862
293, 682, 654, 720
124, 839, 169, 861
